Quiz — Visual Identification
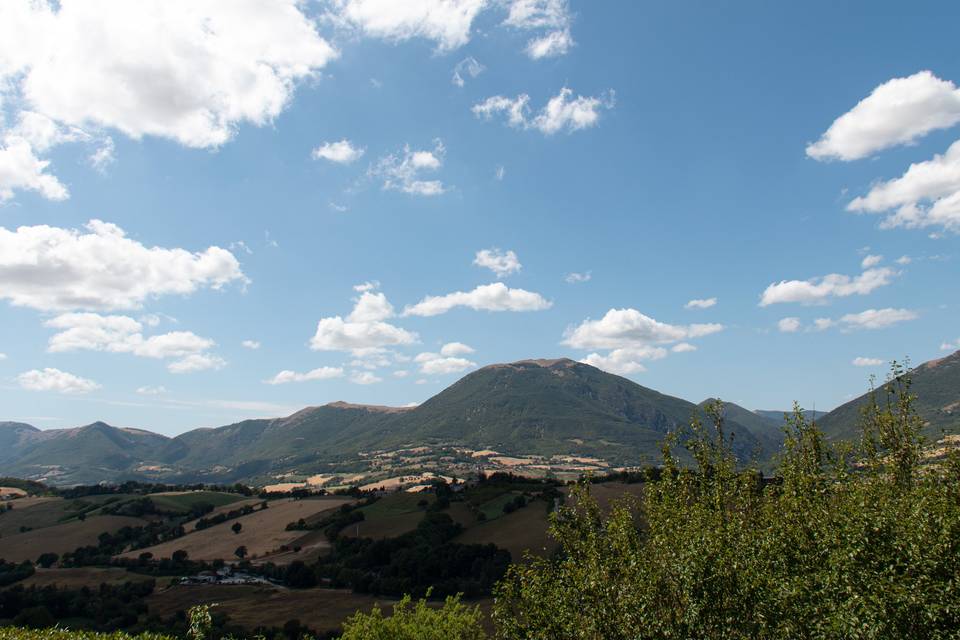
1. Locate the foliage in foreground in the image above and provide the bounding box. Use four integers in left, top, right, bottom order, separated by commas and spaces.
493, 364, 960, 639
0, 629, 174, 640
340, 594, 486, 640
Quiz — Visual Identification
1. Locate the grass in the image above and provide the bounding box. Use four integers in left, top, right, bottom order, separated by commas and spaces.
146, 491, 245, 514
455, 500, 554, 562
359, 492, 433, 518
0, 629, 173, 640
18, 567, 156, 589
476, 493, 518, 522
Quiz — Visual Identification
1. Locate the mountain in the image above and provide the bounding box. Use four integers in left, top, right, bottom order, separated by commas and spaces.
817, 350, 960, 441
699, 400, 786, 455
754, 409, 828, 423
0, 358, 794, 484
0, 422, 41, 464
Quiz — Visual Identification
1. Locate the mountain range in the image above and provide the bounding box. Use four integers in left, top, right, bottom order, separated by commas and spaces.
3, 353, 958, 486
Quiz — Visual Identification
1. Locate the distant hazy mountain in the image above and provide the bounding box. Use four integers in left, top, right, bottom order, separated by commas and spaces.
754, 409, 829, 423
20, 354, 959, 486
817, 350, 960, 441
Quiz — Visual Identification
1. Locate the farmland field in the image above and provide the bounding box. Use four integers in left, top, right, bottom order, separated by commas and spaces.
17, 567, 157, 589
0, 515, 147, 562
455, 502, 555, 561
119, 497, 352, 563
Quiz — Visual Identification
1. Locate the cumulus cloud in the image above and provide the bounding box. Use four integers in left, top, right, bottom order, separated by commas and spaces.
0, 219, 247, 312
563, 308, 723, 350
327, 0, 487, 52
839, 308, 918, 330
846, 139, 960, 233
473, 248, 521, 278
581, 345, 668, 376
17, 367, 100, 394
167, 353, 226, 374
349, 370, 382, 385
440, 342, 474, 356
852, 357, 884, 367
0, 135, 69, 202
525, 29, 573, 59
685, 297, 717, 310
0, 0, 337, 201
404, 282, 551, 317
241, 340, 261, 350
415, 351, 476, 375
452, 56, 484, 87
861, 254, 883, 269
370, 139, 448, 196
312, 139, 365, 164
807, 71, 960, 161
42, 312, 225, 373
265, 366, 344, 385
311, 285, 418, 352
942, 338, 960, 351
136, 385, 167, 395
778, 317, 802, 333
759, 266, 896, 306
503, 0, 575, 59
672, 342, 696, 353
565, 271, 591, 284
473, 87, 614, 135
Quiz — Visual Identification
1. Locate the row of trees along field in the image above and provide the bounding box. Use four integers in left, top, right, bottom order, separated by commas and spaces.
3, 364, 960, 639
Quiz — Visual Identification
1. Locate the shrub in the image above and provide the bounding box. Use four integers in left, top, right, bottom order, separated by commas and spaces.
340, 593, 486, 640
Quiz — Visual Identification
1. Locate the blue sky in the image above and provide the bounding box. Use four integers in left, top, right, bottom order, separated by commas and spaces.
1, 0, 958, 435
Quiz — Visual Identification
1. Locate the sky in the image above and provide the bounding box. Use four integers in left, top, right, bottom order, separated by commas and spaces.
1, 0, 958, 436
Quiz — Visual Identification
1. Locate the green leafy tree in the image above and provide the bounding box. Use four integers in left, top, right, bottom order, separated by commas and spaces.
493, 365, 960, 639
231, 521, 242, 535
234, 545, 247, 559
341, 593, 486, 640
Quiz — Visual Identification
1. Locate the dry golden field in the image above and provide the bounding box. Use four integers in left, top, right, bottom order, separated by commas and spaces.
0, 515, 147, 562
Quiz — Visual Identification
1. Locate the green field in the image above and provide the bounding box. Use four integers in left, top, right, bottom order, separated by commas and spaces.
146, 491, 245, 513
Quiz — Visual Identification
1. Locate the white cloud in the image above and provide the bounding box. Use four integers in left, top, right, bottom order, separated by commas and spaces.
241, 340, 261, 350
312, 139, 365, 164
807, 71, 960, 161
0, 352, 7, 360
452, 56, 484, 87
473, 248, 521, 278
581, 345, 668, 376
349, 370, 382, 385
672, 342, 697, 353
525, 29, 573, 59
370, 139, 448, 196
0, 1, 337, 201
896, 255, 912, 265
563, 308, 723, 350
0, 219, 247, 312
941, 338, 960, 351
852, 357, 884, 367
685, 297, 717, 310
328, 0, 488, 52
167, 353, 226, 374
860, 254, 883, 269
311, 316, 418, 351
812, 318, 835, 332
17, 367, 100, 394
839, 308, 918, 330
495, 165, 506, 181
0, 135, 69, 202
759, 267, 896, 306
353, 281, 380, 292
846, 139, 960, 233
503, 0, 570, 30
415, 351, 476, 375
393, 370, 410, 378
777, 317, 802, 333
43, 313, 224, 373
136, 385, 167, 395
404, 282, 551, 317
473, 87, 614, 135
88, 136, 115, 173
265, 366, 344, 385
565, 271, 591, 284
311, 286, 418, 352
440, 342, 474, 356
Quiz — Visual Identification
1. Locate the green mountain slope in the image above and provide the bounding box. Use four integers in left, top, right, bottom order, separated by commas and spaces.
817, 350, 960, 441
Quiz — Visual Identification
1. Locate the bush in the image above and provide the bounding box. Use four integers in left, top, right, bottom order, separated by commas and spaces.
340, 593, 486, 640
493, 365, 960, 639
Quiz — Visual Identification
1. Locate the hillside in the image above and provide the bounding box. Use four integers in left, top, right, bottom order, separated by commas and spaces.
3, 358, 793, 484
817, 350, 960, 441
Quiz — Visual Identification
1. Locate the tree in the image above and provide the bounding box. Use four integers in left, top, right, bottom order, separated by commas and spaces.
36, 552, 58, 568
494, 374, 960, 639
172, 549, 189, 564
231, 521, 242, 535
234, 545, 247, 559
340, 593, 486, 640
